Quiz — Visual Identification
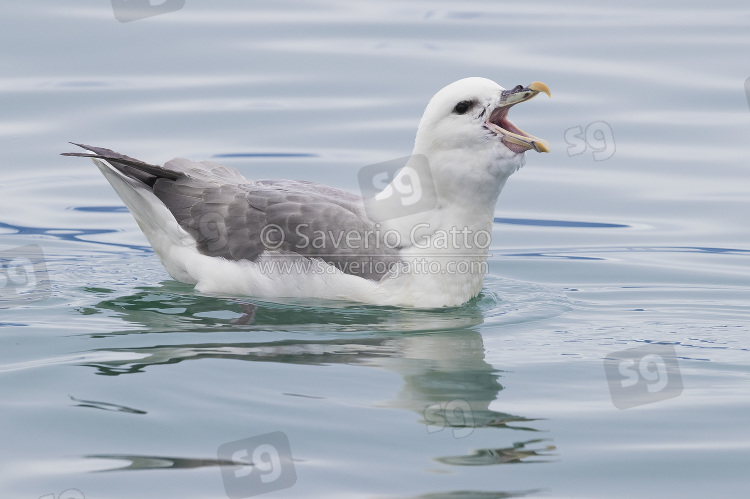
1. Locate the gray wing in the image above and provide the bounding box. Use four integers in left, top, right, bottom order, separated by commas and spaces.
63, 144, 401, 281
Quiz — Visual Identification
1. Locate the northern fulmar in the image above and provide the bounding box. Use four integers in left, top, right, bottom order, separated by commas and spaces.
63, 77, 551, 308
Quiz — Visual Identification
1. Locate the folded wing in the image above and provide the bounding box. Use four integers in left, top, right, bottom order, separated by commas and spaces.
63, 144, 400, 280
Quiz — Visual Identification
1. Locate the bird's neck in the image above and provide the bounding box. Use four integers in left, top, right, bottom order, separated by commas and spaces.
380, 148, 510, 246
378, 184, 504, 268
371, 150, 518, 306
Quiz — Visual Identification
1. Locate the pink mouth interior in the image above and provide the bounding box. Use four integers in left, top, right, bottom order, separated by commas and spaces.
488, 107, 530, 154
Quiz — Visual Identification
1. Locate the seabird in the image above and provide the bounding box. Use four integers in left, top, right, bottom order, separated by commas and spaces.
64, 77, 550, 308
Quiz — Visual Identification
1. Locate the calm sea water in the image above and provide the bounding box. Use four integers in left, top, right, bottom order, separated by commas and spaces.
2, 1, 750, 498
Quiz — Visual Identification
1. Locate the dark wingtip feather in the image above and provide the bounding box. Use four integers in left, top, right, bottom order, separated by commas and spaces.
61, 143, 182, 181
61, 142, 86, 156
61, 143, 99, 155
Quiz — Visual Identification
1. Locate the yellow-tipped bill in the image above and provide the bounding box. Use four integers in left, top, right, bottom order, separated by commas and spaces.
528, 81, 551, 98
485, 81, 551, 153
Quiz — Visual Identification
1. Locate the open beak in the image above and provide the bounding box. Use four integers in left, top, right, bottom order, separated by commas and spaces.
485, 81, 551, 153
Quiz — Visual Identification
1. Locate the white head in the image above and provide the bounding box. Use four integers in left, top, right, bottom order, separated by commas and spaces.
412, 77, 550, 205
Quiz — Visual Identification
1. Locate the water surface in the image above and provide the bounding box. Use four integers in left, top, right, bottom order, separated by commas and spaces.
2, 1, 749, 498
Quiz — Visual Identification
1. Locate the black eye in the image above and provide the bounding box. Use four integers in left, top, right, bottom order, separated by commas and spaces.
453, 101, 473, 115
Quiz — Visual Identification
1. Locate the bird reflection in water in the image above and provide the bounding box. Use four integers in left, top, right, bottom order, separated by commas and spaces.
75, 284, 556, 479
